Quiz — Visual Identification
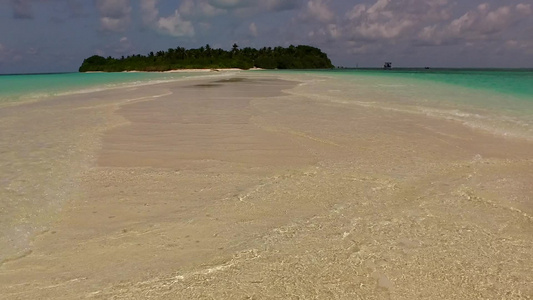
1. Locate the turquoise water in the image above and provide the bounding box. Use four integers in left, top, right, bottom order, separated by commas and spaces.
272, 68, 533, 100
271, 68, 533, 141
329, 69, 533, 100
0, 72, 210, 106
3, 69, 532, 105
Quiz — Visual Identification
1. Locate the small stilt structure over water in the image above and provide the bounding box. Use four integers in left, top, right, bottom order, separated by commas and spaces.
383, 62, 392, 70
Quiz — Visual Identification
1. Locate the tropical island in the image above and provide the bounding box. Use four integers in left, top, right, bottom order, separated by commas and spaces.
79, 44, 334, 72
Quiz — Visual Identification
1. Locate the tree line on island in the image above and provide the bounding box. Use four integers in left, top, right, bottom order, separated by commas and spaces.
79, 44, 334, 72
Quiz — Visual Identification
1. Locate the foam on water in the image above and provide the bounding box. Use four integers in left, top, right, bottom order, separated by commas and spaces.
280, 69, 533, 141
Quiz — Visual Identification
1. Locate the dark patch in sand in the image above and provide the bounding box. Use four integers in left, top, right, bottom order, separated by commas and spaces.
193, 84, 222, 88
215, 78, 247, 83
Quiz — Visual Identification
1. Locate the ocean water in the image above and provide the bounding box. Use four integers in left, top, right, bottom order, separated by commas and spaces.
0, 71, 212, 107
330, 69, 533, 99
3, 69, 531, 107
286, 68, 533, 141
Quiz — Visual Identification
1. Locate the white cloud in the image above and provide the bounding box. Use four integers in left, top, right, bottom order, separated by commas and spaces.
305, 0, 334, 23
95, 0, 132, 32
179, 0, 194, 15
140, 1, 196, 37
114, 36, 133, 54
327, 24, 340, 39
179, 0, 301, 19
344, 0, 451, 41
157, 10, 195, 37
179, 0, 225, 17
143, 0, 300, 40
504, 38, 533, 55
140, 0, 159, 25
418, 3, 533, 45
516, 3, 532, 15
249, 22, 258, 37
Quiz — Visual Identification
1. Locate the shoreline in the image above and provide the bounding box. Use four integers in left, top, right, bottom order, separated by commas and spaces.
0, 70, 242, 109
1, 72, 532, 299
163, 67, 264, 73
122, 68, 241, 73
105, 67, 264, 73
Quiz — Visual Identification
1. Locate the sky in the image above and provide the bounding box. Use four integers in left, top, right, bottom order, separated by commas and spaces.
0, 0, 532, 73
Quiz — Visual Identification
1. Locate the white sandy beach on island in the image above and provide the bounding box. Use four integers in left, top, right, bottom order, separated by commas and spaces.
115, 67, 258, 74
164, 68, 260, 73
0, 72, 532, 299
122, 67, 262, 73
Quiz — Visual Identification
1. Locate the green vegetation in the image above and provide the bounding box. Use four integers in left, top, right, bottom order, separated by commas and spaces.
79, 44, 333, 72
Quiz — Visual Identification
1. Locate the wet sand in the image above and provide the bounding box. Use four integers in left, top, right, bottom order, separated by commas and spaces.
1, 73, 532, 299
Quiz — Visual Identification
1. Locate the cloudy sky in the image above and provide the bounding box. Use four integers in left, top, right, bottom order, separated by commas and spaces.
1, 0, 532, 73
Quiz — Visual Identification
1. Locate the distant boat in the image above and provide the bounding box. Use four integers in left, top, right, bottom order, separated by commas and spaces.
383, 62, 392, 70
425, 67, 430, 69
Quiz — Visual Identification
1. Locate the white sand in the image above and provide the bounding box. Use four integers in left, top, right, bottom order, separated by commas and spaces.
0, 73, 531, 299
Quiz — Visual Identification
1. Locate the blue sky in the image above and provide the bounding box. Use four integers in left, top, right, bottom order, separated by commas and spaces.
1, 0, 532, 73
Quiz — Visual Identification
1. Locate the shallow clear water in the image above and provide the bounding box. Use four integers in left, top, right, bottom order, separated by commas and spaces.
277, 68, 533, 141
328, 69, 533, 100
3, 69, 531, 106
0, 69, 532, 264
0, 72, 209, 106
0, 71, 225, 263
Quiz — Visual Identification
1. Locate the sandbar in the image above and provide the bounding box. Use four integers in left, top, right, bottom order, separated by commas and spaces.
0, 72, 532, 299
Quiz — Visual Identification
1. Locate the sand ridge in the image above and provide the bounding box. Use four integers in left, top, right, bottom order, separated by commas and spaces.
0, 73, 532, 299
